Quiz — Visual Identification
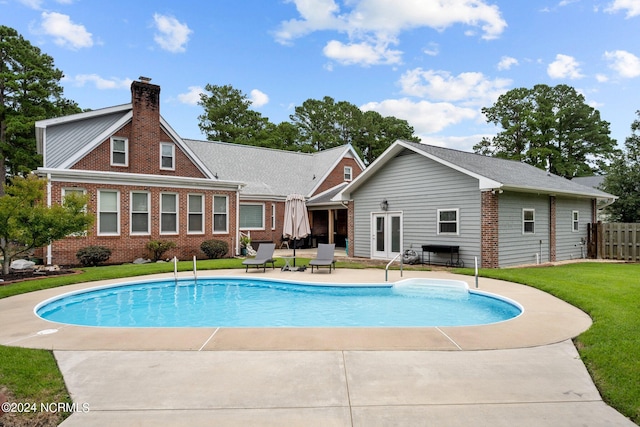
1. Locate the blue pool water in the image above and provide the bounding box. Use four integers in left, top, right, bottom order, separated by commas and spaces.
35, 277, 522, 328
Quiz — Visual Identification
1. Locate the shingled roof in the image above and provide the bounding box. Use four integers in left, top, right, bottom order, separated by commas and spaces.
184, 140, 362, 198
339, 140, 616, 200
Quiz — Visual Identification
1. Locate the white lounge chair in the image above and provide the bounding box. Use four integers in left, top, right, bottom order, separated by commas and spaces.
309, 243, 336, 273
242, 243, 276, 272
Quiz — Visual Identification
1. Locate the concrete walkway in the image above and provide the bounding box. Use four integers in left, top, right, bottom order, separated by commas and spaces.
0, 267, 635, 426
55, 342, 633, 426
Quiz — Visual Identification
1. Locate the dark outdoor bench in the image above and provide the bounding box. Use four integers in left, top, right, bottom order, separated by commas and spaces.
421, 244, 464, 267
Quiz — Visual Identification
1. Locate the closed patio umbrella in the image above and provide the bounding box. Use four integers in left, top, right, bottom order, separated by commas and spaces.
283, 194, 310, 267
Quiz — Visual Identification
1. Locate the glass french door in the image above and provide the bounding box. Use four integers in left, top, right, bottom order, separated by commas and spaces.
372, 212, 402, 259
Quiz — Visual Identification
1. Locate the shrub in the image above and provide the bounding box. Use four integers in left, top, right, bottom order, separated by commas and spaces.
146, 240, 177, 262
76, 246, 112, 267
200, 239, 229, 259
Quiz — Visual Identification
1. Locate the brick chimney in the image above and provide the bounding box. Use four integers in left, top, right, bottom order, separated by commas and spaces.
131, 77, 161, 150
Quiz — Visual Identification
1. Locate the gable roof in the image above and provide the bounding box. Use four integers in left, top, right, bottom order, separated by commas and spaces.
184, 140, 364, 199
35, 104, 215, 179
338, 140, 617, 201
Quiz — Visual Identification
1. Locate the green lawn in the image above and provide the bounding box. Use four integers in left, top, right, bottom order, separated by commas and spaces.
455, 262, 640, 424
0, 260, 638, 425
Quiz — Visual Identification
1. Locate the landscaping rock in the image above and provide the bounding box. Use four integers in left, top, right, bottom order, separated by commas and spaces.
133, 258, 151, 264
10, 259, 36, 270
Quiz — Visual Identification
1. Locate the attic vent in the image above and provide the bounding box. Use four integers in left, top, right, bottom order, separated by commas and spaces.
139, 76, 152, 82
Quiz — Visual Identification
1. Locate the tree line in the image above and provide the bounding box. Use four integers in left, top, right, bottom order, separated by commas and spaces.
197, 84, 419, 165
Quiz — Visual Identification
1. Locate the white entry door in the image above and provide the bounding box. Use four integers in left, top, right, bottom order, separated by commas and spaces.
372, 212, 402, 259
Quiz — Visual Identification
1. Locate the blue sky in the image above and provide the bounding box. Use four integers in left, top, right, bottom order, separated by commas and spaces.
4, 0, 640, 152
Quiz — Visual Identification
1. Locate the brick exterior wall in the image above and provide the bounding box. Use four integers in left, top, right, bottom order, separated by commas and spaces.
45, 80, 238, 266
48, 182, 238, 266
481, 190, 499, 268
313, 157, 363, 196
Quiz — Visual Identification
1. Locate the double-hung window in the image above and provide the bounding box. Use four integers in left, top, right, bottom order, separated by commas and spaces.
131, 192, 150, 234
572, 210, 579, 232
98, 190, 120, 235
188, 194, 204, 234
344, 166, 353, 181
523, 209, 535, 234
160, 193, 178, 234
239, 203, 264, 230
437, 209, 459, 234
111, 137, 128, 166
213, 195, 228, 233
160, 142, 175, 170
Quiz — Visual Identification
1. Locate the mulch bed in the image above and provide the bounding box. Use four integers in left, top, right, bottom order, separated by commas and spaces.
0, 269, 77, 285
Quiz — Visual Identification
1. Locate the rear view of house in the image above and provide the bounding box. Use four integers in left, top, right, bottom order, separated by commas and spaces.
337, 140, 617, 268
35, 79, 365, 266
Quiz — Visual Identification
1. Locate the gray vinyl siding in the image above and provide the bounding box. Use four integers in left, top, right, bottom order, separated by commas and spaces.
498, 192, 550, 267
352, 150, 481, 265
45, 112, 127, 168
555, 197, 591, 261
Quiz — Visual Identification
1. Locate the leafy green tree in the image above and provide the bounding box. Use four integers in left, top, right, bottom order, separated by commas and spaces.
0, 175, 93, 275
475, 84, 617, 179
197, 84, 271, 145
0, 25, 81, 191
602, 111, 640, 222
354, 110, 419, 165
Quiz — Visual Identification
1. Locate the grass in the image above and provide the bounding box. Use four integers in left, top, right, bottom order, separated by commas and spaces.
0, 260, 638, 425
454, 262, 640, 424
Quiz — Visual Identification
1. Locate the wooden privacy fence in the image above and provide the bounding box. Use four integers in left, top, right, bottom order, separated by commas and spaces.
588, 222, 640, 261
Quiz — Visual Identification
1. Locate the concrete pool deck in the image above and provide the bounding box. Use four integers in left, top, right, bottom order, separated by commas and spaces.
0, 268, 635, 426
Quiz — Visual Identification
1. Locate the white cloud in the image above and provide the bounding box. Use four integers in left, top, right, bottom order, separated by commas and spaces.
18, 0, 44, 9
275, 0, 507, 65
423, 42, 439, 56
547, 54, 584, 79
177, 86, 204, 105
497, 56, 518, 70
605, 0, 640, 17
67, 74, 132, 89
39, 12, 93, 49
323, 39, 402, 66
399, 68, 511, 106
596, 73, 609, 82
153, 13, 192, 53
604, 50, 640, 78
250, 89, 269, 107
361, 98, 477, 134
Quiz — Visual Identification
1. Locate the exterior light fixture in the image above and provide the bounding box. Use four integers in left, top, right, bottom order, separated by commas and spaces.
380, 199, 388, 211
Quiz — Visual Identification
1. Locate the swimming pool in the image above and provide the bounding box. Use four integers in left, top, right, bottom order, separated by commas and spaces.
35, 277, 522, 328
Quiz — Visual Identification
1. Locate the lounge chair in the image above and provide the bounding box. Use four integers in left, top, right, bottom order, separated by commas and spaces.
309, 243, 336, 273
242, 243, 276, 272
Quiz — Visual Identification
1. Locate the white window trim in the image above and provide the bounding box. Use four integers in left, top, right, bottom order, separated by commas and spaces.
572, 210, 579, 232
344, 166, 353, 181
240, 202, 265, 231
160, 142, 175, 171
213, 195, 229, 234
437, 208, 459, 235
130, 191, 151, 235
110, 137, 128, 167
98, 190, 120, 236
160, 192, 179, 235
188, 193, 205, 234
271, 203, 276, 230
523, 208, 535, 234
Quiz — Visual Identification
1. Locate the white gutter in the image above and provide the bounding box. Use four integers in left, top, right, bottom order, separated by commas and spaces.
46, 174, 53, 265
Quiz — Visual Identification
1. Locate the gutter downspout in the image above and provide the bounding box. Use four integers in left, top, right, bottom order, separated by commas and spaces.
46, 174, 53, 265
